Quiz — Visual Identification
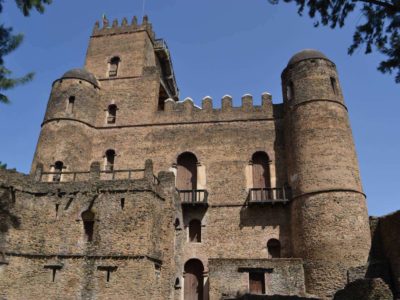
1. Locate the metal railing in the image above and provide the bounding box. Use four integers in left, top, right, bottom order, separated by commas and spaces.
178, 189, 208, 204
248, 187, 291, 204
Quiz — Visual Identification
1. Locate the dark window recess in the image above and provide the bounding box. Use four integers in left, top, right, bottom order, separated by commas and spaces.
330, 77, 337, 95
249, 272, 265, 294
44, 265, 62, 282
81, 210, 95, 242
55, 204, 59, 218
105, 149, 115, 171
107, 104, 117, 124
287, 81, 294, 101
158, 84, 169, 110
174, 277, 181, 289
53, 161, 64, 182
267, 239, 281, 258
120, 198, 125, 210
109, 57, 120, 77
67, 96, 75, 113
97, 266, 118, 282
174, 218, 181, 230
189, 219, 201, 242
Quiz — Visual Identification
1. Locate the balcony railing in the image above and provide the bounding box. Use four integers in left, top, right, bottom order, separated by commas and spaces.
247, 187, 291, 204
178, 189, 208, 205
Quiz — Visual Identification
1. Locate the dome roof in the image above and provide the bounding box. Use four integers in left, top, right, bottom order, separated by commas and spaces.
287, 49, 331, 67
61, 68, 99, 87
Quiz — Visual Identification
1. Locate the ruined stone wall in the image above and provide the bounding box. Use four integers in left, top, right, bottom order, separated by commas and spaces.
0, 168, 181, 300
370, 211, 400, 298
208, 258, 306, 299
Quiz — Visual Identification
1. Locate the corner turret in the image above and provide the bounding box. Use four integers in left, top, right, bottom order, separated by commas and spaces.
282, 49, 371, 298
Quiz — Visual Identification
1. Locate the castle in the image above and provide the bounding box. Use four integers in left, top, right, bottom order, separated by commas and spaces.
0, 16, 398, 300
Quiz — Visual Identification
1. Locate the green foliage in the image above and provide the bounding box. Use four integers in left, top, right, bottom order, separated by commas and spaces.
0, 161, 7, 169
0, 0, 51, 103
269, 0, 400, 83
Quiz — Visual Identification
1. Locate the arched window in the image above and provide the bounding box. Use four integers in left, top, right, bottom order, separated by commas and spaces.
287, 81, 294, 101
252, 152, 271, 188
107, 104, 117, 124
53, 161, 64, 182
105, 149, 115, 171
330, 77, 337, 95
81, 210, 95, 242
189, 219, 201, 243
109, 56, 120, 77
67, 96, 75, 113
184, 259, 204, 300
176, 152, 198, 191
267, 238, 281, 258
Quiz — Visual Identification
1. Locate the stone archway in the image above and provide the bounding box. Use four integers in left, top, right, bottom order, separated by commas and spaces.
184, 259, 204, 300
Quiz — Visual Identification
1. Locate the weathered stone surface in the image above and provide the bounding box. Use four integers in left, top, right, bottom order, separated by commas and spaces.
333, 278, 393, 300
0, 15, 397, 300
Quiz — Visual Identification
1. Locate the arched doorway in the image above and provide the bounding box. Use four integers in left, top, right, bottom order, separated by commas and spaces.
251, 152, 271, 200
177, 152, 198, 202
184, 259, 204, 300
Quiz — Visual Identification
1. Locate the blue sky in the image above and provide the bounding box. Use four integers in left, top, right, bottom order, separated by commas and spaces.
1, 0, 399, 216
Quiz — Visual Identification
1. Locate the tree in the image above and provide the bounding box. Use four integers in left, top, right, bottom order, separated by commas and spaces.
0, 161, 6, 169
0, 0, 51, 103
269, 0, 400, 83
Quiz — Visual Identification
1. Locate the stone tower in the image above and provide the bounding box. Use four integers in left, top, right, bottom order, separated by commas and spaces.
282, 50, 372, 297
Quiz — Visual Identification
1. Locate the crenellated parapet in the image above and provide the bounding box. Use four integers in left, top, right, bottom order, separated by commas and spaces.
159, 92, 282, 122
91, 15, 156, 40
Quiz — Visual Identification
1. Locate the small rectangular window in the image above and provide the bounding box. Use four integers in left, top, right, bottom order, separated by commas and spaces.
67, 96, 75, 113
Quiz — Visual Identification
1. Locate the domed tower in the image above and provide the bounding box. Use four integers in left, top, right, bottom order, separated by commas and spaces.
31, 68, 100, 175
282, 50, 371, 297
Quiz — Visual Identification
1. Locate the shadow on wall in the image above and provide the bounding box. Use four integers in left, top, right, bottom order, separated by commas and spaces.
0, 188, 20, 255
239, 206, 285, 229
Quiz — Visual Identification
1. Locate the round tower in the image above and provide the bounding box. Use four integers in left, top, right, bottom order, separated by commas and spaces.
31, 69, 100, 175
282, 50, 371, 298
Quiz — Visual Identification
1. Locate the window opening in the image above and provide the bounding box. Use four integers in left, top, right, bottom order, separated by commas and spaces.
120, 198, 125, 210
177, 152, 198, 202
189, 219, 201, 242
53, 161, 64, 182
158, 84, 169, 110
107, 104, 117, 124
105, 149, 115, 171
55, 204, 59, 218
251, 152, 271, 201
330, 77, 337, 95
97, 266, 117, 282
267, 238, 281, 258
81, 210, 95, 242
287, 81, 294, 101
109, 56, 120, 77
67, 96, 75, 113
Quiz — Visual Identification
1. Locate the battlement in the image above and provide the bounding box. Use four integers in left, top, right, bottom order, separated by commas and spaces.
158, 92, 283, 121
91, 15, 155, 40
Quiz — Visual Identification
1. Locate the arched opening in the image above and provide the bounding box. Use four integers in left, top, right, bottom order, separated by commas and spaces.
330, 77, 338, 95
267, 238, 281, 258
53, 161, 64, 182
188, 219, 201, 243
251, 152, 271, 200
81, 210, 95, 242
109, 56, 120, 77
286, 81, 294, 101
184, 259, 204, 300
105, 149, 115, 171
67, 96, 75, 113
107, 104, 117, 124
177, 152, 198, 202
